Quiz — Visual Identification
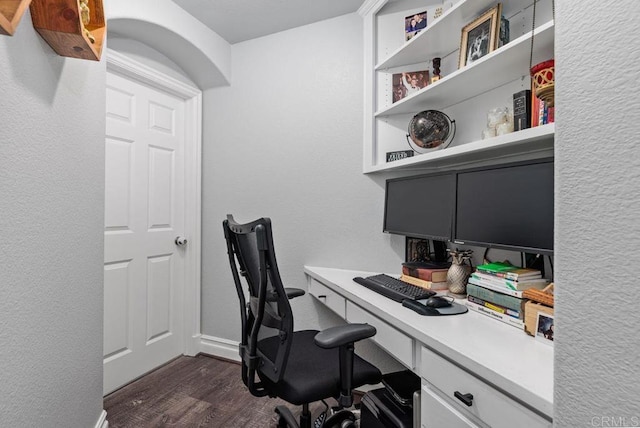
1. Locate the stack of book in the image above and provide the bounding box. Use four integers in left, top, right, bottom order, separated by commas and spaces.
464, 261, 549, 329
400, 262, 449, 291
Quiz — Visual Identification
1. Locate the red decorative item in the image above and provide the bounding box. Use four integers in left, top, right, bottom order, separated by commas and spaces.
530, 59, 554, 108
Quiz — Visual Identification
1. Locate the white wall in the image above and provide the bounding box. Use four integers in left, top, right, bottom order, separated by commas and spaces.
201, 13, 408, 371
555, 2, 640, 426
107, 36, 196, 86
0, 12, 105, 428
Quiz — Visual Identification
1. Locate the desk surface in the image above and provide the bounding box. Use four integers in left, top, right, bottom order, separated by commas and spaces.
304, 266, 553, 418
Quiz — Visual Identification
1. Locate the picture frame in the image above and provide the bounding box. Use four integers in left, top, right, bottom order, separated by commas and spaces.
405, 237, 430, 263
535, 311, 554, 345
392, 70, 429, 103
458, 4, 502, 69
405, 11, 427, 41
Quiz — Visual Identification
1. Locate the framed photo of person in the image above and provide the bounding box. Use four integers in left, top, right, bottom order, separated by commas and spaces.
458, 4, 502, 68
535, 312, 554, 346
392, 70, 429, 103
405, 11, 427, 41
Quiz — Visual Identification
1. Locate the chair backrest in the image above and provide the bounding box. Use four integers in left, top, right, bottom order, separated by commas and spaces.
223, 215, 294, 397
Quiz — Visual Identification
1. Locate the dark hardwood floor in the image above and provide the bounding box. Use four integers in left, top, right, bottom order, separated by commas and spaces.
104, 355, 326, 427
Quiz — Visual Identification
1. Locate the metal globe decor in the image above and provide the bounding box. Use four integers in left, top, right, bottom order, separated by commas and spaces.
406, 110, 456, 153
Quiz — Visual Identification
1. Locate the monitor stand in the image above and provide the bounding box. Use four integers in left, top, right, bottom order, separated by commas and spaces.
432, 240, 449, 264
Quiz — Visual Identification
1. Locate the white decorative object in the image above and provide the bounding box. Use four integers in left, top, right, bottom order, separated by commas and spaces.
483, 107, 513, 139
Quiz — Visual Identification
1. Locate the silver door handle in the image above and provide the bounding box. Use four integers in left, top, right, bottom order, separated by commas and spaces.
175, 236, 188, 247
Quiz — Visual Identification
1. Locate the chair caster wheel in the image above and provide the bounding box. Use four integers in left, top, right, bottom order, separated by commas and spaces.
340, 420, 356, 428
323, 409, 356, 428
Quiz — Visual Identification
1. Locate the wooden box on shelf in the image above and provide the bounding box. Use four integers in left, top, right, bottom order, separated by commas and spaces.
523, 283, 554, 336
29, 0, 105, 61
0, 0, 32, 36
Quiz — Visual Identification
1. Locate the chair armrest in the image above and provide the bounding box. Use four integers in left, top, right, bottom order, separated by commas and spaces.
265, 288, 305, 302
314, 323, 376, 349
285, 288, 305, 299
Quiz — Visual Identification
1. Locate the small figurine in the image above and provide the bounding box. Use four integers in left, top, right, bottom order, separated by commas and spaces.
431, 57, 441, 83
80, 0, 95, 44
446, 249, 473, 296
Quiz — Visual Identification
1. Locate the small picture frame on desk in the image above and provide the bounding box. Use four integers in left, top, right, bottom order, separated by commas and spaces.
406, 237, 430, 263
458, 4, 501, 68
535, 312, 554, 345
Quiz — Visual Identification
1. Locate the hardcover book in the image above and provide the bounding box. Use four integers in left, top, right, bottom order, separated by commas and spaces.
470, 272, 548, 292
400, 274, 448, 291
476, 261, 541, 280
466, 282, 523, 313
402, 263, 449, 283
468, 277, 525, 298
464, 299, 524, 329
513, 89, 531, 131
467, 295, 521, 319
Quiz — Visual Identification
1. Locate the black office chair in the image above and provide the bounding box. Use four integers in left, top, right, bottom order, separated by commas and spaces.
223, 215, 382, 428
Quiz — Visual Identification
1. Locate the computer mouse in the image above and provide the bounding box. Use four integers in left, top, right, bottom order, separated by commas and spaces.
425, 296, 453, 308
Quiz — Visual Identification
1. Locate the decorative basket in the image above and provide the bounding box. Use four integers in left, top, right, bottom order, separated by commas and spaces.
530, 59, 555, 108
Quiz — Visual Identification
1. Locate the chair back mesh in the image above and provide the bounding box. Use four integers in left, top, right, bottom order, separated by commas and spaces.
223, 216, 294, 396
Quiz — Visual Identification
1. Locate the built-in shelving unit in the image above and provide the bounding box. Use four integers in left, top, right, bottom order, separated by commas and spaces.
361, 0, 555, 173
30, 0, 105, 61
376, 20, 554, 117
0, 0, 32, 36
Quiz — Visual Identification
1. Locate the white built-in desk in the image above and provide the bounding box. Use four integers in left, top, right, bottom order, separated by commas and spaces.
304, 266, 553, 428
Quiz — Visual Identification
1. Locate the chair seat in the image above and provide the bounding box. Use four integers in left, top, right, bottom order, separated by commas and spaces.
258, 330, 382, 405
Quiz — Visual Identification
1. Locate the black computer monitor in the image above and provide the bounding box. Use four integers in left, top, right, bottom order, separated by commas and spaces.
383, 172, 455, 242
453, 159, 554, 254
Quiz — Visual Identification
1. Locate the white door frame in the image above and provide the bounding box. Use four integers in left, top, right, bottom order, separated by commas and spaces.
106, 49, 202, 356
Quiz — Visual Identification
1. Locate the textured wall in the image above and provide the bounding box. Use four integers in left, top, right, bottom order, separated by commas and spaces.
555, 2, 640, 426
0, 12, 105, 428
201, 13, 408, 371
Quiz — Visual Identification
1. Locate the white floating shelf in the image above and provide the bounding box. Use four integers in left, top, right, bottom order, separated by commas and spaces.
375, 20, 554, 118
366, 123, 555, 173
376, 0, 497, 70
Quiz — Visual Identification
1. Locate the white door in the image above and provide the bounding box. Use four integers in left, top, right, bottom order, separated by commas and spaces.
103, 69, 186, 394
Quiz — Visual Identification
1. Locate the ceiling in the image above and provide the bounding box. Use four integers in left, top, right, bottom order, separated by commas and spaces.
172, 0, 366, 44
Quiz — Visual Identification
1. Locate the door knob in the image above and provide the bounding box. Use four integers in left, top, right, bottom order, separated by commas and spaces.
175, 236, 188, 247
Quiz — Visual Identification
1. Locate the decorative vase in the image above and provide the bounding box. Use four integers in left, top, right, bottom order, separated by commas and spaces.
447, 250, 473, 297
531, 59, 555, 108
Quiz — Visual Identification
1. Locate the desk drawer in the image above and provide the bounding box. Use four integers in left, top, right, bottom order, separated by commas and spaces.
308, 279, 346, 318
421, 347, 551, 428
421, 383, 481, 428
346, 301, 414, 368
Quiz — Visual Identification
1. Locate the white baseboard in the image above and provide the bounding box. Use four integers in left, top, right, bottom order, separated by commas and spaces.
95, 410, 108, 428
199, 334, 240, 362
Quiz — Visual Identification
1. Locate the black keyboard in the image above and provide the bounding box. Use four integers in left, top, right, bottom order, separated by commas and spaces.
353, 274, 436, 302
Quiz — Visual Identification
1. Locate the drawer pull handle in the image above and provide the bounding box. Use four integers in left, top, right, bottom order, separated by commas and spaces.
454, 391, 474, 407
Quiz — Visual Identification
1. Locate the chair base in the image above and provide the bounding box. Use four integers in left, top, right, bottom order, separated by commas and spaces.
275, 404, 357, 428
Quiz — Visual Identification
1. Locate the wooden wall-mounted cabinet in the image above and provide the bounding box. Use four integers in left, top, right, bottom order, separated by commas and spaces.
0, 0, 32, 36
30, 0, 105, 61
